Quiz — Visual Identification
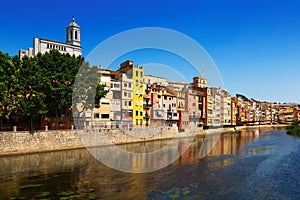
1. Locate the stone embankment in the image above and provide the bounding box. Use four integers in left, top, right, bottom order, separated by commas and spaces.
0, 124, 286, 156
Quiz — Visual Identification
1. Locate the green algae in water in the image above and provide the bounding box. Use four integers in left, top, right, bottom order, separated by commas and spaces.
58, 191, 76, 196
161, 186, 191, 199
59, 195, 81, 200
246, 147, 272, 155
19, 183, 42, 189
35, 191, 50, 198
182, 187, 190, 195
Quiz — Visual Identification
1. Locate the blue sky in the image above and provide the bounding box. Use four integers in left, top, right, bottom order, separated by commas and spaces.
1, 0, 300, 103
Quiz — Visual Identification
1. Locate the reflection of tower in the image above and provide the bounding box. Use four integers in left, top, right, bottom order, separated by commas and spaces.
66, 17, 81, 46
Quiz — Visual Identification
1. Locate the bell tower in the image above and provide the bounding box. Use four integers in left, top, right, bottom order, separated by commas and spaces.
66, 17, 81, 46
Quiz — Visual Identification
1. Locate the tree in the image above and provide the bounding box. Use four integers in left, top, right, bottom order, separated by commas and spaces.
17, 56, 48, 132
35, 50, 83, 128
72, 62, 109, 128
0, 51, 18, 120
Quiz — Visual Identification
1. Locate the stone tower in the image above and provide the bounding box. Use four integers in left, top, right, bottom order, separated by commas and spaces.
66, 17, 81, 46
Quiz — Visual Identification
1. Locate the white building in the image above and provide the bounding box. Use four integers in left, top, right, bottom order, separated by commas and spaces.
19, 17, 82, 59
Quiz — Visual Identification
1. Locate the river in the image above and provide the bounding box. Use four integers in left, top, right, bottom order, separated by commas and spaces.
1, 127, 300, 199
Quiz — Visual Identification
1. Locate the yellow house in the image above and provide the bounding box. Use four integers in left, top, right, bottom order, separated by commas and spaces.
132, 66, 144, 126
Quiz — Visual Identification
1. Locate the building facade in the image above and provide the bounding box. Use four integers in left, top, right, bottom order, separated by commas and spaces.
19, 17, 82, 59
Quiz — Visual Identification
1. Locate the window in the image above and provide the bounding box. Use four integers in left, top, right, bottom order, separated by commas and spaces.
140, 111, 143, 116
136, 119, 138, 125
163, 104, 165, 108
136, 71, 138, 77
101, 99, 109, 104
124, 91, 127, 97
129, 101, 132, 106
173, 113, 178, 117
124, 101, 127, 106
140, 100, 143, 106
128, 83, 131, 88
136, 80, 138, 86
114, 83, 120, 88
140, 90, 143, 96
75, 31, 78, 40
128, 92, 131, 98
124, 83, 127, 88
140, 71, 143, 77
94, 113, 100, 119
136, 90, 139, 95
164, 96, 167, 100
136, 100, 138, 106
158, 95, 161, 99
85, 112, 91, 118
136, 110, 139, 116
140, 81, 143, 87
101, 114, 109, 119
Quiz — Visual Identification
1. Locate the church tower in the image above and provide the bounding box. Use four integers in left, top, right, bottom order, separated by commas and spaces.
66, 17, 81, 46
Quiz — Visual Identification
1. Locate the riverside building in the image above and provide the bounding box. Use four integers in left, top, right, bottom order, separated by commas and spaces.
19, 17, 82, 59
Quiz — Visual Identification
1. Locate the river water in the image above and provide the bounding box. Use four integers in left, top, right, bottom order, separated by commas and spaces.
1, 127, 300, 199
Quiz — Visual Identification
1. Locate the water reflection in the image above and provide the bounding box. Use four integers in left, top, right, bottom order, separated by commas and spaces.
0, 127, 285, 199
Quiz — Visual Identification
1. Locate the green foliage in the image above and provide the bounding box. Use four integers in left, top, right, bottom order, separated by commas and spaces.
72, 63, 109, 116
0, 49, 109, 129
0, 51, 18, 119
286, 125, 300, 136
95, 84, 109, 108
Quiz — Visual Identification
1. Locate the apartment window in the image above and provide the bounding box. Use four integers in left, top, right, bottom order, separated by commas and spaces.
136, 110, 139, 116
140, 119, 143, 125
128, 92, 131, 98
94, 113, 100, 119
140, 111, 143, 116
140, 71, 143, 77
136, 119, 138, 125
164, 96, 167, 100
140, 100, 143, 106
163, 104, 165, 108
101, 99, 109, 104
136, 90, 139, 95
124, 91, 127, 97
158, 95, 161, 99
101, 113, 109, 119
124, 83, 127, 88
140, 90, 143, 96
136, 71, 138, 77
114, 83, 120, 88
173, 113, 178, 117
136, 80, 138, 86
128, 83, 131, 88
124, 101, 127, 106
129, 101, 132, 106
136, 100, 138, 106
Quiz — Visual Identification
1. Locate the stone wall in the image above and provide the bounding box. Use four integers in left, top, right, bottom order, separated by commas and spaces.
0, 126, 182, 156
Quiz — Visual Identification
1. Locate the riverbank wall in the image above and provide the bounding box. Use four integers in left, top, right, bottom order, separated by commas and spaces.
0, 125, 286, 156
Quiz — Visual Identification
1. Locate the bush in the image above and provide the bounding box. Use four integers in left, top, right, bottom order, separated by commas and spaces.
286, 125, 300, 136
